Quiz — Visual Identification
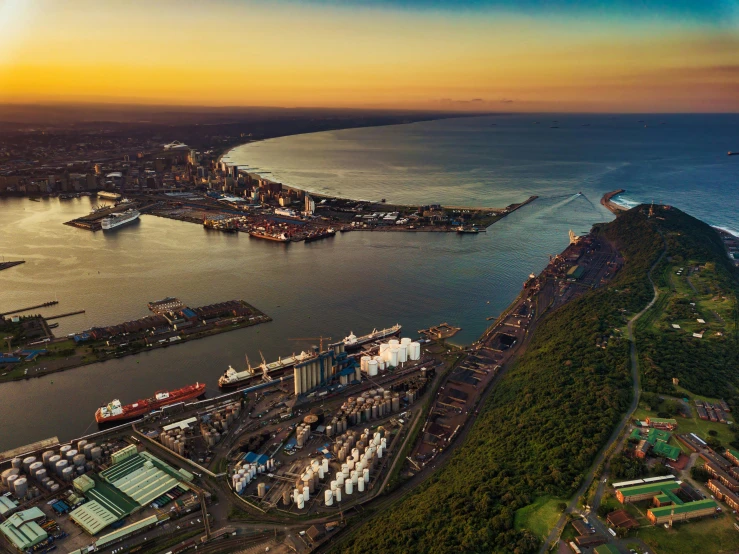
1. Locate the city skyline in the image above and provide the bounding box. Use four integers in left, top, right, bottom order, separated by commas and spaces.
0, 0, 737, 112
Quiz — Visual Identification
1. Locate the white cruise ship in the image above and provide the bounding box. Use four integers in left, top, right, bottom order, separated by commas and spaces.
101, 209, 140, 230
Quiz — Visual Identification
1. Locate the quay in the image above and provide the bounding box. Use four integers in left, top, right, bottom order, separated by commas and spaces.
601, 189, 626, 214
0, 260, 25, 272
418, 322, 462, 340
0, 300, 58, 317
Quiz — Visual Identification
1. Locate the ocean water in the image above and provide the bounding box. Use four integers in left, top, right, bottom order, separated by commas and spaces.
225, 114, 739, 235
0, 114, 736, 450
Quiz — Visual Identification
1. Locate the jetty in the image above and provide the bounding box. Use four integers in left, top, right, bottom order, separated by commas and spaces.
601, 189, 626, 214
419, 322, 462, 340
45, 310, 86, 320
0, 300, 59, 317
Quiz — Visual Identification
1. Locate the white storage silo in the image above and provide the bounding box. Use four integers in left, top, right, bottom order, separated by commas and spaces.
59, 445, 71, 456
337, 473, 345, 486
322, 458, 329, 473
360, 356, 371, 373
351, 471, 359, 485
334, 487, 342, 502
297, 495, 305, 510
55, 459, 68, 476
388, 348, 399, 368
345, 480, 353, 495
363, 468, 370, 484
28, 462, 43, 478
62, 467, 74, 481
257, 483, 266, 498
6, 475, 19, 492
409, 342, 421, 360
358, 478, 365, 492
398, 345, 408, 363
324, 489, 333, 506
22, 457, 36, 474
379, 343, 390, 355
41, 451, 55, 466
367, 359, 378, 376
388, 339, 399, 348
35, 468, 47, 482
374, 356, 385, 370
303, 486, 310, 502
377, 445, 383, 459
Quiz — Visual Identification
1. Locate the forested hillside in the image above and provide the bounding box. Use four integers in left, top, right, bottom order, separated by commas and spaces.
335, 206, 664, 554
636, 206, 739, 400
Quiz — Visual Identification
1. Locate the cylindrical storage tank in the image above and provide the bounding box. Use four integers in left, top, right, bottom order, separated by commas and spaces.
283, 489, 292, 506
83, 444, 94, 460
347, 457, 355, 471
73, 455, 86, 468
336, 473, 345, 486
322, 458, 329, 473
378, 445, 383, 459
409, 342, 421, 360
351, 471, 359, 485
42, 451, 55, 466
257, 483, 266, 498
358, 477, 365, 492
324, 489, 334, 506
76, 466, 85, 475
50, 484, 60, 493
345, 480, 353, 495
388, 339, 399, 348
401, 337, 412, 347
7, 474, 19, 492
60, 445, 71, 456
363, 468, 370, 484
360, 356, 371, 372
91, 447, 102, 460
22, 457, 36, 473
334, 486, 342, 502
392, 395, 400, 412
303, 486, 310, 502
297, 495, 305, 510
11, 458, 22, 470
331, 480, 338, 491
367, 359, 378, 377
318, 466, 325, 480
13, 477, 28, 498
48, 455, 61, 469
55, 459, 68, 476
62, 467, 74, 481
398, 345, 408, 363
371, 405, 378, 419
374, 356, 385, 370
35, 468, 47, 482
388, 348, 399, 368
77, 439, 88, 451
27, 461, 42, 476
379, 343, 390, 354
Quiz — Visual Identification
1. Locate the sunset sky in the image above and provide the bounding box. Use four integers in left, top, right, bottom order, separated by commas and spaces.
1, 0, 737, 111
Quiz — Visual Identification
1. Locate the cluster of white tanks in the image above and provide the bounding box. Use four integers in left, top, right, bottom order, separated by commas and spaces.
231, 458, 275, 494
365, 338, 421, 374
327, 388, 402, 431
201, 401, 241, 447
159, 429, 187, 456
2, 439, 102, 499
294, 423, 312, 448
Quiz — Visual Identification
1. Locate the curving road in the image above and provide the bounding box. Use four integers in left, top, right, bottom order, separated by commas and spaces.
539, 240, 666, 553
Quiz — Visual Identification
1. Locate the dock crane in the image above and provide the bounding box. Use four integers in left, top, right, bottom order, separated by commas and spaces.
288, 336, 332, 352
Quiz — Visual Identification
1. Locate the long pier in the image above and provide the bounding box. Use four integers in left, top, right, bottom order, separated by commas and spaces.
45, 310, 85, 320
601, 189, 626, 214
0, 300, 58, 317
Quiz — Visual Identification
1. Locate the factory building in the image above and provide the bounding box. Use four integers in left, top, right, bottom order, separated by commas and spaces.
0, 507, 48, 552
293, 342, 359, 395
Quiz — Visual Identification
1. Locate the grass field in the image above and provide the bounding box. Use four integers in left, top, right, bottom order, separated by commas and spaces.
637, 513, 739, 554
514, 496, 564, 540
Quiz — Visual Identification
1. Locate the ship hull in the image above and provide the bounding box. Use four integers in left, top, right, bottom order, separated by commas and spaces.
102, 211, 140, 230
344, 326, 402, 352
95, 383, 206, 424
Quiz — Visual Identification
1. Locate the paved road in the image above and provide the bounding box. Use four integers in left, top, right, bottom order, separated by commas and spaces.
539, 243, 666, 553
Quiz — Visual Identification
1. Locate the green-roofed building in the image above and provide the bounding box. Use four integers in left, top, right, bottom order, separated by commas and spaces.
94, 515, 163, 550
616, 481, 682, 503
0, 495, 18, 516
630, 428, 672, 445
0, 507, 48, 551
70, 500, 120, 535
594, 545, 620, 554
648, 499, 717, 524
100, 451, 187, 507
567, 265, 585, 279
653, 441, 681, 461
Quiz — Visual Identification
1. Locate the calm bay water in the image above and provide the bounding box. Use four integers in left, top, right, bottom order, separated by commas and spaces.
1, 114, 736, 451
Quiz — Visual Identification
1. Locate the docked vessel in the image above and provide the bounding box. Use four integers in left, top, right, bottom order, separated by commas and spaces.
218, 351, 314, 388
343, 324, 402, 352
95, 382, 206, 423
304, 228, 336, 242
249, 230, 289, 242
101, 209, 140, 230
97, 191, 122, 201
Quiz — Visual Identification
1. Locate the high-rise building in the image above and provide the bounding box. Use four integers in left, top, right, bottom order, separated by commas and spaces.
305, 194, 315, 215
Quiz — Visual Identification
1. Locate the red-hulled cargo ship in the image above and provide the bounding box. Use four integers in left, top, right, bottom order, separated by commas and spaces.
95, 382, 206, 424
